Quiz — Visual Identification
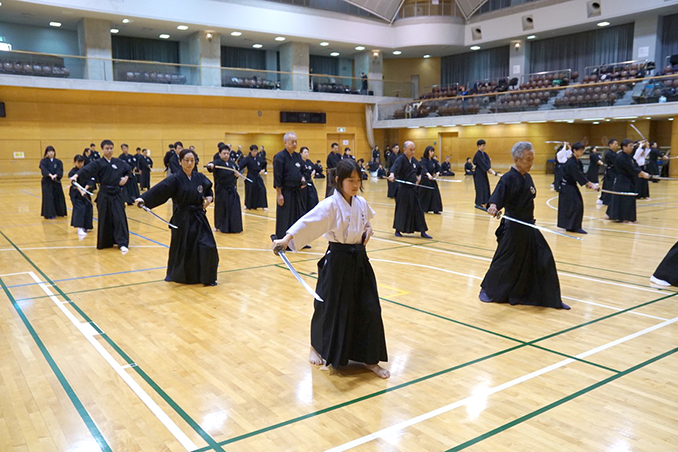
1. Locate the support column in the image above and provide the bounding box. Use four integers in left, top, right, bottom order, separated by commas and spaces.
186, 31, 221, 87
671, 118, 678, 177
279, 42, 309, 91
633, 15, 661, 68
355, 50, 383, 96
77, 18, 112, 81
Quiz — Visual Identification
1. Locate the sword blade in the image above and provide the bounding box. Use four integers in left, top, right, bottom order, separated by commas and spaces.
72, 180, 94, 196
141, 205, 178, 229
433, 178, 462, 183
270, 234, 323, 302
209, 165, 253, 183
629, 123, 646, 140
501, 214, 583, 241
600, 189, 639, 196
395, 179, 434, 189
650, 176, 678, 180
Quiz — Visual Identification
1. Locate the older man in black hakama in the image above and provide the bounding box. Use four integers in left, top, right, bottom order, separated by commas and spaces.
274, 132, 307, 240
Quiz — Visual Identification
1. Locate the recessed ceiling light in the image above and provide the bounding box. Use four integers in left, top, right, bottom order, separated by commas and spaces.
230, 31, 242, 36
527, 35, 536, 39
319, 42, 330, 46
159, 34, 170, 39
330, 52, 340, 57
615, 116, 638, 119
505, 121, 522, 124
593, 121, 600, 124
528, 120, 547, 123
122, 18, 130, 24
275, 36, 286, 42
177, 25, 189, 31
110, 28, 119, 34
253, 44, 263, 49
392, 50, 402, 55
407, 126, 420, 129
482, 122, 498, 125
597, 21, 610, 27
583, 118, 605, 121
470, 46, 481, 51
355, 46, 365, 51
669, 118, 674, 121
49, 22, 61, 27
645, 117, 652, 120
423, 54, 431, 58
461, 123, 476, 126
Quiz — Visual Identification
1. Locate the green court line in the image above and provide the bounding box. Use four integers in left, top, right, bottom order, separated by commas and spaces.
193, 285, 676, 450
190, 344, 527, 452
0, 277, 112, 452
0, 229, 225, 452
446, 346, 678, 451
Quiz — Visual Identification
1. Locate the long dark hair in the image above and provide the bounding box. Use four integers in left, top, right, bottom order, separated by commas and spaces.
44, 145, 55, 157
333, 159, 363, 195
422, 146, 435, 159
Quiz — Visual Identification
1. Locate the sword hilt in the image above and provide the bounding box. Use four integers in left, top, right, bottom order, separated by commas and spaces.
270, 234, 285, 256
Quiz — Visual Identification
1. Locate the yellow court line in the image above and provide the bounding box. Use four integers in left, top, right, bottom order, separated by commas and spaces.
378, 283, 409, 298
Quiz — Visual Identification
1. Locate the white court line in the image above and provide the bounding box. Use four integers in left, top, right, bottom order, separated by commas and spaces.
0, 245, 165, 252
326, 313, 678, 452
371, 258, 665, 320
26, 272, 198, 451
373, 237, 664, 295
0, 271, 31, 277
242, 212, 276, 221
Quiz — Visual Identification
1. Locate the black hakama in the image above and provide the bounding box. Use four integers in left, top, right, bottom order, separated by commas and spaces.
418, 157, 443, 213
207, 159, 243, 233
600, 150, 617, 205
442, 161, 455, 176
311, 242, 388, 367
39, 158, 68, 219
68, 167, 93, 230
636, 173, 650, 198
119, 153, 140, 204
141, 171, 219, 285
480, 168, 565, 309
586, 152, 601, 183
391, 154, 427, 233
557, 157, 588, 231
606, 152, 642, 222
646, 148, 662, 177
274, 149, 307, 239
239, 155, 268, 209
76, 157, 131, 249
302, 160, 319, 213
387, 152, 399, 198
653, 242, 678, 286
139, 156, 153, 190
472, 150, 492, 206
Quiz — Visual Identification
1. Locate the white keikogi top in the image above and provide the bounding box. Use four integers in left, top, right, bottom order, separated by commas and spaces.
556, 148, 572, 164
287, 190, 375, 251
634, 146, 650, 166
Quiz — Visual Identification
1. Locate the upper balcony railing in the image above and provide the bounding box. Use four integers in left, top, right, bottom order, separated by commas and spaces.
0, 49, 413, 98
377, 69, 678, 121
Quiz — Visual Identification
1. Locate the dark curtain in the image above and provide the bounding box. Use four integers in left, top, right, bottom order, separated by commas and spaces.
310, 55, 339, 76
661, 13, 678, 66
441, 46, 509, 86
528, 23, 633, 76
221, 46, 266, 69
112, 36, 179, 63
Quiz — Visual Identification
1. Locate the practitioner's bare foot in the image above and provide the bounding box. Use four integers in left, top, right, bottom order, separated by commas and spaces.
603, 214, 610, 220
309, 346, 323, 365
365, 363, 390, 379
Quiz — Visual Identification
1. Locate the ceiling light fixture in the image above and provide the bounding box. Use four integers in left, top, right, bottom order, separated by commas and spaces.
252, 43, 263, 48
230, 31, 242, 36
470, 46, 481, 51
177, 25, 189, 30
355, 46, 365, 51
159, 34, 170, 39
110, 28, 119, 34
122, 18, 130, 24
527, 35, 536, 39
392, 50, 402, 55
319, 42, 329, 46
49, 22, 61, 27
275, 36, 286, 41
597, 21, 610, 27
423, 54, 430, 58
330, 51, 340, 57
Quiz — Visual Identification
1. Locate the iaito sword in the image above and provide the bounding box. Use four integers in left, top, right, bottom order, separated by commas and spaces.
496, 211, 583, 241
394, 179, 434, 189
433, 178, 462, 183
137, 202, 178, 229
71, 180, 94, 196
270, 234, 324, 302
600, 189, 638, 196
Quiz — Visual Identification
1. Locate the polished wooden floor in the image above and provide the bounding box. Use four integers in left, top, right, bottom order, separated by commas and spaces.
1, 171, 677, 452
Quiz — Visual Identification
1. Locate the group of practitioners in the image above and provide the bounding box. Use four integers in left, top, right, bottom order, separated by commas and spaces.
37, 132, 678, 380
